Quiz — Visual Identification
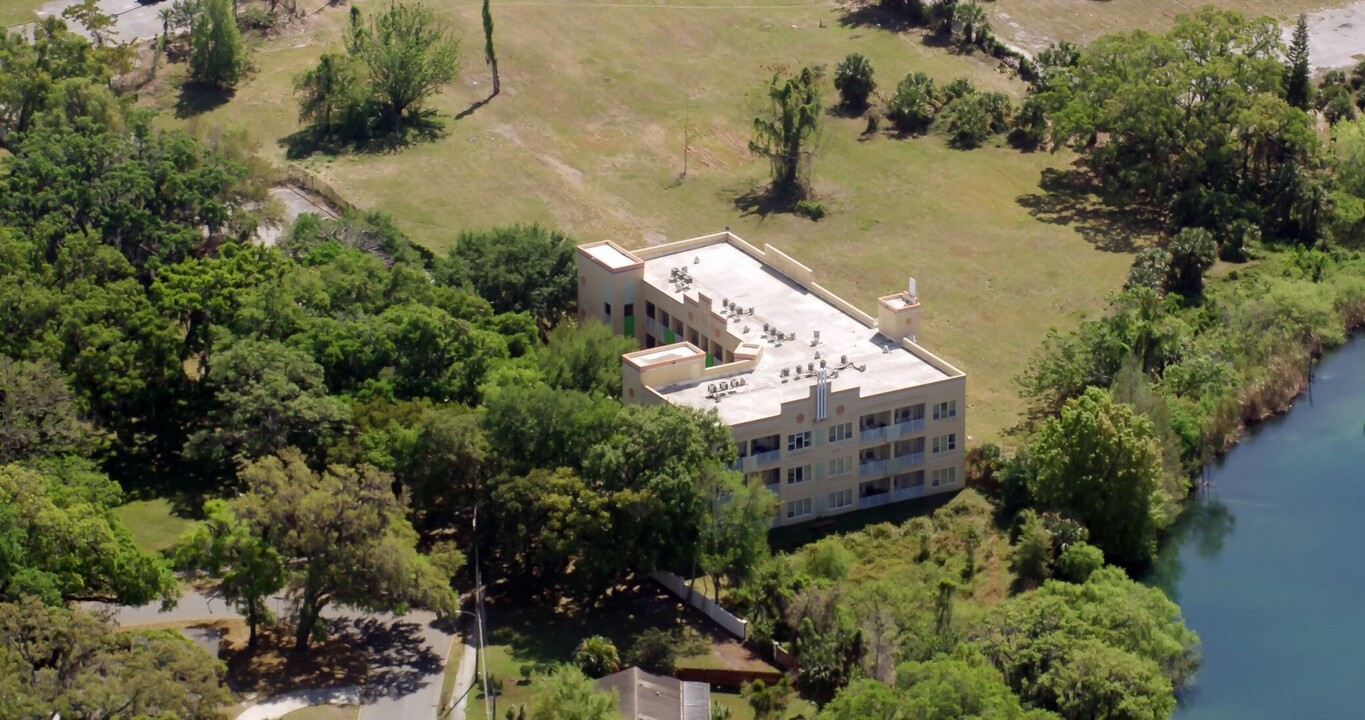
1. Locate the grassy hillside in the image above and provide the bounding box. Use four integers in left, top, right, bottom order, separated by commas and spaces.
146, 0, 1151, 442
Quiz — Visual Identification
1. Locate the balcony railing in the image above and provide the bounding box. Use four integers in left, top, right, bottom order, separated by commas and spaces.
644, 317, 660, 334
894, 451, 925, 467
893, 485, 925, 502
893, 417, 925, 434
860, 492, 892, 509
752, 449, 781, 466
859, 425, 887, 443
859, 459, 887, 477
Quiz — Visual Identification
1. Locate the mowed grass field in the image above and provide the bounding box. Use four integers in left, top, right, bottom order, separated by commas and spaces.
147, 0, 1148, 443
990, 0, 1354, 53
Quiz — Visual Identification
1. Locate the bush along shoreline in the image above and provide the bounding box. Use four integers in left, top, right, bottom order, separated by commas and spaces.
971, 245, 1365, 569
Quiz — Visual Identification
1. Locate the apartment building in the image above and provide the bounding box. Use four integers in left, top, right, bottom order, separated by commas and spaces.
576, 231, 967, 527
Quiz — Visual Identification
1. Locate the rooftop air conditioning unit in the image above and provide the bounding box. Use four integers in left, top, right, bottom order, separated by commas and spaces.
780, 368, 790, 378
807, 362, 814, 373
719, 381, 728, 390
819, 359, 826, 368
840, 354, 848, 364
748, 306, 755, 315
708, 384, 717, 393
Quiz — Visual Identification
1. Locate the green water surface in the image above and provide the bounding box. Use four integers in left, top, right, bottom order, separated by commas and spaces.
1150, 337, 1365, 719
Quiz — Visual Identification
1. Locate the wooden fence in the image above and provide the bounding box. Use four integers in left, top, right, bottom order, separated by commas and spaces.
675, 667, 784, 689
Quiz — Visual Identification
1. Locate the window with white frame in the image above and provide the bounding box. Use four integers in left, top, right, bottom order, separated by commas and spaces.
787, 431, 812, 451
931, 467, 957, 487
786, 465, 811, 485
786, 498, 812, 519
827, 422, 853, 443
933, 400, 957, 420
829, 489, 853, 509
827, 456, 852, 478
932, 433, 958, 454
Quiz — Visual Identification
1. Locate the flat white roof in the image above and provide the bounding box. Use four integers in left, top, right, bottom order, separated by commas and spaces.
584, 243, 639, 270
644, 241, 952, 425
629, 344, 701, 366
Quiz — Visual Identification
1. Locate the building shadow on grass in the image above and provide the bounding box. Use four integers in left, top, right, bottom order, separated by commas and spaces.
281, 111, 448, 160
1015, 166, 1163, 253
176, 83, 235, 119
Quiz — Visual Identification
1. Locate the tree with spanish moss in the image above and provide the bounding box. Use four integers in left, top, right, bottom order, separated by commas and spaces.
750, 66, 822, 198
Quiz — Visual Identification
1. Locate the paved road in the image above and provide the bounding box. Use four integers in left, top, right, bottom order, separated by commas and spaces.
33, 0, 164, 42
99, 589, 456, 720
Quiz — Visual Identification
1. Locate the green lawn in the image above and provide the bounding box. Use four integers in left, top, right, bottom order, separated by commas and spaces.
144, 0, 1150, 444
278, 705, 359, 720
711, 688, 816, 720
467, 582, 773, 719
114, 498, 199, 553
0, 0, 50, 28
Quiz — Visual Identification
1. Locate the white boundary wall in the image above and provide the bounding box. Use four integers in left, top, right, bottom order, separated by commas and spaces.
650, 572, 749, 641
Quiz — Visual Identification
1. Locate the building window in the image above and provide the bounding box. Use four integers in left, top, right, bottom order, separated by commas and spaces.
933, 400, 957, 420
624, 303, 634, 317
786, 498, 812, 519
932, 434, 958, 454
829, 489, 853, 509
827, 456, 852, 478
645, 335, 657, 349
931, 467, 957, 487
646, 301, 656, 319
895, 404, 925, 423
786, 465, 811, 485
604, 302, 612, 317
827, 422, 853, 443
787, 431, 812, 451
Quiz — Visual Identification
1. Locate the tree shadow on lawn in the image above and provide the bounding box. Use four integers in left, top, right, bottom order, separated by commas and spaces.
732, 185, 808, 220
176, 82, 235, 119
280, 111, 448, 160
1015, 165, 1164, 253
837, 3, 968, 53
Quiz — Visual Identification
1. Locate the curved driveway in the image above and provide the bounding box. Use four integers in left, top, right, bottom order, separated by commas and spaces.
99, 590, 456, 720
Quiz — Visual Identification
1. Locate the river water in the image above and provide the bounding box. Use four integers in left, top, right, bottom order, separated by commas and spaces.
1148, 337, 1365, 719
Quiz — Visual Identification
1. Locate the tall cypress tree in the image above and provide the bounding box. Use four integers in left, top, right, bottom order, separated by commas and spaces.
483, 0, 499, 96
1285, 14, 1312, 110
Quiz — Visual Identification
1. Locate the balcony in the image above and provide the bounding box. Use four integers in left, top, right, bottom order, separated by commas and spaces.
894, 451, 925, 468
860, 492, 892, 509
859, 425, 887, 443
752, 449, 781, 467
893, 417, 925, 435
893, 485, 925, 502
859, 459, 887, 477
644, 317, 660, 334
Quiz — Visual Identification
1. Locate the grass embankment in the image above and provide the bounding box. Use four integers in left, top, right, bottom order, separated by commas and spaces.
0, 0, 50, 28
143, 0, 1149, 445
279, 705, 360, 720
989, 0, 1354, 53
114, 498, 199, 553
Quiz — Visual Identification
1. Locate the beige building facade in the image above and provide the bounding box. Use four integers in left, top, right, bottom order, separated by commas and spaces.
577, 231, 966, 527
